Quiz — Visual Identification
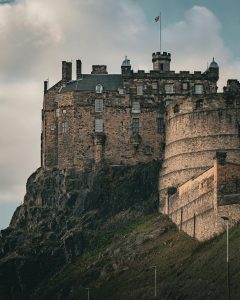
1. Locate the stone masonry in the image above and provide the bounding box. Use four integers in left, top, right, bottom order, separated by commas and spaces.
41, 51, 240, 240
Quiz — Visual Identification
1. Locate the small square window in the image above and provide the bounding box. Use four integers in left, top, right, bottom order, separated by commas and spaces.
195, 84, 203, 94
50, 125, 55, 131
144, 146, 153, 155
118, 88, 124, 95
62, 109, 67, 114
152, 82, 158, 90
132, 102, 140, 113
95, 99, 103, 112
95, 118, 103, 132
196, 99, 204, 109
165, 84, 174, 94
132, 118, 139, 133
137, 85, 143, 95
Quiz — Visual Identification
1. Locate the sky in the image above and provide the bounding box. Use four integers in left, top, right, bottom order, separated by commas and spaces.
0, 0, 240, 229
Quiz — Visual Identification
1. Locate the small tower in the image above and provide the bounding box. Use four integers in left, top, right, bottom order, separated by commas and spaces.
152, 52, 171, 71
207, 57, 219, 80
121, 56, 131, 76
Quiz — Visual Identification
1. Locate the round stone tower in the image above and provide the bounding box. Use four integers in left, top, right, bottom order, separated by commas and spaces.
159, 90, 240, 212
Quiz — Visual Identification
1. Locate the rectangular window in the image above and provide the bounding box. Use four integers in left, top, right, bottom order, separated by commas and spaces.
132, 102, 141, 113
165, 84, 174, 94
62, 109, 67, 114
152, 82, 158, 90
62, 122, 67, 133
137, 85, 143, 95
55, 109, 60, 117
95, 118, 103, 132
95, 99, 103, 112
182, 82, 188, 90
157, 118, 165, 133
132, 118, 139, 133
195, 84, 203, 94
118, 88, 124, 95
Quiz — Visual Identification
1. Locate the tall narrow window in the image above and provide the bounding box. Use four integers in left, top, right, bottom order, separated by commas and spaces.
95, 118, 103, 132
62, 122, 67, 133
182, 82, 188, 91
95, 99, 103, 112
165, 84, 174, 94
195, 84, 203, 94
157, 118, 165, 133
132, 102, 140, 113
132, 118, 139, 133
137, 85, 143, 95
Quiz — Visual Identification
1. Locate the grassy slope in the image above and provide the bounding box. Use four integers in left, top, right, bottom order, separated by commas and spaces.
33, 213, 240, 300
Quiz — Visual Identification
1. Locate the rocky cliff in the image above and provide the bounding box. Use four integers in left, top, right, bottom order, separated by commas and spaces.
0, 161, 161, 299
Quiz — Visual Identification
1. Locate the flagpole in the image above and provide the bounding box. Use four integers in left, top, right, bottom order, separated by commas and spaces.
160, 11, 162, 53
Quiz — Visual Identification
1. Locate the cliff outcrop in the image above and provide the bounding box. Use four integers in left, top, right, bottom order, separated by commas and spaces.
0, 161, 161, 300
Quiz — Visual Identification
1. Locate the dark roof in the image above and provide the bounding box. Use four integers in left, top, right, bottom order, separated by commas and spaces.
61, 74, 123, 92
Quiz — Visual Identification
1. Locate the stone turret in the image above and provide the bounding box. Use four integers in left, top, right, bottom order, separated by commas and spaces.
152, 52, 171, 71
121, 56, 131, 76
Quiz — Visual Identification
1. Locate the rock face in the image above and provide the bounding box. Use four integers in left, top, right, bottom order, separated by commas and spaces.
0, 161, 161, 300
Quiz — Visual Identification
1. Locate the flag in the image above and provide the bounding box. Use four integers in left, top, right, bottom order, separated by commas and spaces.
155, 15, 160, 22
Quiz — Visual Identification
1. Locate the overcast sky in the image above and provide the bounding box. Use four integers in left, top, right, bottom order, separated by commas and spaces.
1, 0, 240, 229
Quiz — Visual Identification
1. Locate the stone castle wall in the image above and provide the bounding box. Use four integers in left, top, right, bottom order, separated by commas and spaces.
159, 94, 240, 211
167, 158, 240, 240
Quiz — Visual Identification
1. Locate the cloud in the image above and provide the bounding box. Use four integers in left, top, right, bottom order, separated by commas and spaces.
0, 1, 240, 213
163, 6, 240, 89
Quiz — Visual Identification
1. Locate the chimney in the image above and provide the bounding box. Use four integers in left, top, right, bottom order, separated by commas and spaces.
44, 80, 48, 94
76, 59, 82, 79
62, 61, 72, 82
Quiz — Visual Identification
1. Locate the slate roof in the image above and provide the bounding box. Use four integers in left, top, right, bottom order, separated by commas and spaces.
61, 74, 124, 93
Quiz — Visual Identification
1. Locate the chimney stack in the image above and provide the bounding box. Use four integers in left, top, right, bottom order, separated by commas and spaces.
76, 59, 82, 79
44, 80, 48, 94
62, 61, 72, 82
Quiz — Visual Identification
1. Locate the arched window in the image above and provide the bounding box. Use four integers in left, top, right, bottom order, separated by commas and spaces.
196, 99, 204, 109
96, 84, 103, 93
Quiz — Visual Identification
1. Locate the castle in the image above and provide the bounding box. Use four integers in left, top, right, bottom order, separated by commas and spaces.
42, 52, 240, 241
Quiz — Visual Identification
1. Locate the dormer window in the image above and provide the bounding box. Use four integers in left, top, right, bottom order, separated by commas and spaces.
95, 99, 103, 112
96, 84, 103, 93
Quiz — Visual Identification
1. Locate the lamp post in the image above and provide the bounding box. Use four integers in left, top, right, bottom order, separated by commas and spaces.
151, 266, 157, 298
221, 216, 230, 300
85, 288, 90, 300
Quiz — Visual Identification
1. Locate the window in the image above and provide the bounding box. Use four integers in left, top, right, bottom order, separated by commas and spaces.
182, 82, 188, 90
157, 118, 165, 133
144, 146, 153, 155
132, 102, 140, 113
96, 84, 103, 93
62, 109, 67, 114
95, 118, 103, 132
51, 125, 55, 131
160, 63, 164, 71
196, 99, 204, 109
152, 82, 158, 90
165, 84, 174, 94
137, 85, 143, 95
95, 99, 103, 112
173, 104, 180, 113
118, 88, 124, 95
55, 109, 60, 117
132, 118, 139, 133
195, 84, 203, 94
62, 122, 67, 133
